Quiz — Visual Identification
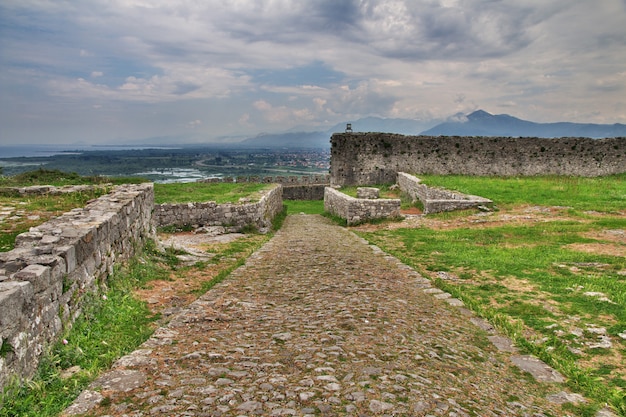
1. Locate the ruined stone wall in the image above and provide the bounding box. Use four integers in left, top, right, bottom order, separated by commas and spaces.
199, 175, 329, 201
330, 133, 626, 185
397, 172, 492, 214
199, 174, 330, 185
154, 184, 283, 232
282, 184, 326, 200
324, 187, 401, 225
0, 184, 154, 390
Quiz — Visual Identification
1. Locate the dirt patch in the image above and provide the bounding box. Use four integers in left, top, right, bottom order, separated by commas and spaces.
577, 349, 626, 382
566, 243, 626, 258
160, 232, 247, 253
134, 232, 252, 316
400, 206, 422, 215
500, 276, 538, 293
581, 229, 626, 244
351, 205, 589, 233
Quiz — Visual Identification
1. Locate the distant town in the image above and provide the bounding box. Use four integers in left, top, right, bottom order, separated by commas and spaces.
0, 146, 331, 183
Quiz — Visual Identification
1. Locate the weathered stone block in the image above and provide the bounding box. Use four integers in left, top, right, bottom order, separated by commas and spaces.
0, 281, 33, 335
357, 187, 379, 199
13, 264, 52, 294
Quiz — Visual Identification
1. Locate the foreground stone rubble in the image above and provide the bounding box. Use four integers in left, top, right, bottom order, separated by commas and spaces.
66, 214, 581, 417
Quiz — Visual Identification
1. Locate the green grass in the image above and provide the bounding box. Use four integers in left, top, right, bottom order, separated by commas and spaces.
153, 182, 275, 204
0, 189, 112, 252
417, 173, 626, 213
284, 200, 325, 215
0, 241, 170, 417
0, 168, 145, 187
355, 175, 626, 415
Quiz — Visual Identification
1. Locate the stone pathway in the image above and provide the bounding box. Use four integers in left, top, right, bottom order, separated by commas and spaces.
65, 214, 578, 417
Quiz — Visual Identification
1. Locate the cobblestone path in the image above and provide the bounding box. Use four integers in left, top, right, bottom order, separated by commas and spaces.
67, 214, 569, 417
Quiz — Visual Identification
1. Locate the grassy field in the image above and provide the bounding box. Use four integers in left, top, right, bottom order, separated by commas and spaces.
417, 173, 626, 213
153, 182, 275, 204
284, 199, 325, 215
0, 189, 112, 252
0, 168, 145, 187
355, 175, 626, 416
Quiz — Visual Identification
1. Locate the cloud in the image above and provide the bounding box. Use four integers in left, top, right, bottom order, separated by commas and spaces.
253, 99, 315, 124
187, 119, 202, 128
1, 0, 625, 145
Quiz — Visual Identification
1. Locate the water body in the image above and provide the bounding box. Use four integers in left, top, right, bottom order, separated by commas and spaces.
0, 145, 179, 158
133, 168, 221, 184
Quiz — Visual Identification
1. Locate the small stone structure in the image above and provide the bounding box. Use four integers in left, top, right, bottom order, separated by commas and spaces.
0, 184, 154, 390
397, 172, 492, 214
153, 184, 283, 232
324, 187, 400, 225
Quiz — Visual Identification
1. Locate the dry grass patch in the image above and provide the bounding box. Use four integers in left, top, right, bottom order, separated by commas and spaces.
566, 242, 626, 258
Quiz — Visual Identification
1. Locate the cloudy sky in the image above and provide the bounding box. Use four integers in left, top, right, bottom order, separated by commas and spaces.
1, 0, 625, 146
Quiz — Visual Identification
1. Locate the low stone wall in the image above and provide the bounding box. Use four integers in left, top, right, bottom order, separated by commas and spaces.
154, 184, 283, 232
324, 187, 401, 225
397, 172, 492, 214
0, 184, 154, 390
200, 175, 329, 201
199, 174, 330, 185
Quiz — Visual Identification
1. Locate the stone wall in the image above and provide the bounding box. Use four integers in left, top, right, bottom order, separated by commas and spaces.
282, 184, 326, 200
330, 133, 626, 185
199, 174, 330, 185
0, 184, 154, 390
153, 184, 283, 232
397, 172, 492, 214
324, 187, 401, 226
199, 175, 329, 201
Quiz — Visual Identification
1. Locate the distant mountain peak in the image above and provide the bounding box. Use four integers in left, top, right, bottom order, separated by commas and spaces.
467, 109, 493, 119
421, 110, 626, 138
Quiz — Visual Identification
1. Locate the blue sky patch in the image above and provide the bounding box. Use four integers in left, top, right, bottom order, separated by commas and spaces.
247, 61, 345, 87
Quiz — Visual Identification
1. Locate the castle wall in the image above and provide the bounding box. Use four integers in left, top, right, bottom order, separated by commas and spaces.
330, 133, 626, 185
0, 184, 154, 390
324, 187, 401, 225
153, 184, 283, 232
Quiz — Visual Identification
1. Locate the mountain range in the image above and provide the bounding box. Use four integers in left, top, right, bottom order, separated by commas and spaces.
422, 110, 626, 138
236, 116, 436, 149
236, 110, 626, 148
